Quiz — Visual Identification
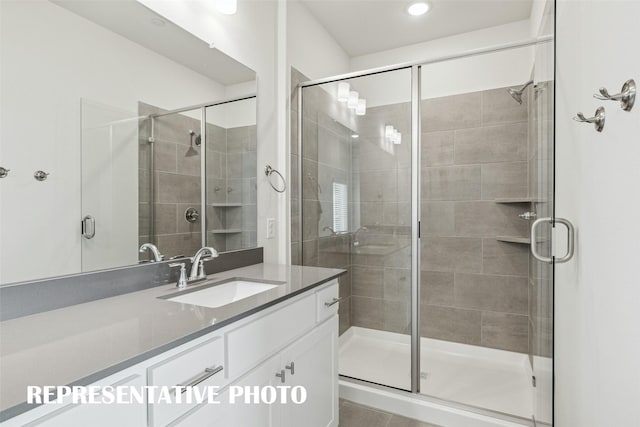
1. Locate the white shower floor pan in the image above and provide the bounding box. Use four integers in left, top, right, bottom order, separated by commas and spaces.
339, 327, 533, 420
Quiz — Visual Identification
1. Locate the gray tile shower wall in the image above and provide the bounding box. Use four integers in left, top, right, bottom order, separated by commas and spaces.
292, 68, 531, 353
420, 87, 530, 353
139, 102, 257, 259
207, 123, 257, 253
139, 102, 203, 259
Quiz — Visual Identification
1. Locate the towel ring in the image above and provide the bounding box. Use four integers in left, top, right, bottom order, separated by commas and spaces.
265, 165, 286, 193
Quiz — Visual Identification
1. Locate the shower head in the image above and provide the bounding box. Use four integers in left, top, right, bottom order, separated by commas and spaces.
185, 130, 200, 157
507, 80, 534, 104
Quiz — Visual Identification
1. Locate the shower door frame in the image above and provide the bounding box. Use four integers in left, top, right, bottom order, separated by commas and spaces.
296, 34, 554, 402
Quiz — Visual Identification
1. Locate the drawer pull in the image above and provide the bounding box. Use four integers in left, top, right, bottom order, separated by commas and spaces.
324, 297, 342, 307
177, 365, 223, 393
275, 369, 286, 383
285, 362, 295, 375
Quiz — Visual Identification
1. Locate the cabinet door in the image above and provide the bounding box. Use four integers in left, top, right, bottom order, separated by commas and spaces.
21, 374, 146, 427
175, 354, 282, 427
280, 316, 338, 427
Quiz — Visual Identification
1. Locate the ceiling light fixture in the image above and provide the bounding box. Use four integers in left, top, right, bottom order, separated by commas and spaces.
351, 134, 359, 139
385, 125, 402, 144
407, 2, 430, 16
216, 0, 237, 15
337, 82, 350, 102
385, 125, 395, 138
356, 99, 367, 116
347, 91, 359, 109
392, 130, 402, 145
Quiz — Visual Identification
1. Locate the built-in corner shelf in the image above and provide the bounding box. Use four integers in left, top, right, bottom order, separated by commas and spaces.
494, 197, 540, 204
211, 229, 242, 234
210, 203, 243, 207
495, 236, 531, 244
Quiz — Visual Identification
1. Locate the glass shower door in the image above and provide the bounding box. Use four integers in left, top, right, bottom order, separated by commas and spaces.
299, 68, 414, 391
81, 99, 139, 271
418, 40, 555, 421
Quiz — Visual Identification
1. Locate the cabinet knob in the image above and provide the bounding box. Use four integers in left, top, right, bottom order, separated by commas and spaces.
275, 369, 286, 383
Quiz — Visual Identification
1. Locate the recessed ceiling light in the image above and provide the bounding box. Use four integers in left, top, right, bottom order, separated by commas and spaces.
351, 134, 359, 139
407, 2, 430, 16
216, 0, 237, 15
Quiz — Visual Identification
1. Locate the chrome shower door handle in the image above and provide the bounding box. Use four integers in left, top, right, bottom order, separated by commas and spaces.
530, 217, 575, 264
554, 218, 575, 264
82, 215, 96, 239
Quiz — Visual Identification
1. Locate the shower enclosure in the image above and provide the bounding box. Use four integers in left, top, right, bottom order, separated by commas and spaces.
137, 95, 257, 261
292, 24, 556, 426
81, 94, 257, 267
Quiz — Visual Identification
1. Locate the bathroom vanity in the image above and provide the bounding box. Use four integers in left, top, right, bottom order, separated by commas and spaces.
0, 264, 343, 427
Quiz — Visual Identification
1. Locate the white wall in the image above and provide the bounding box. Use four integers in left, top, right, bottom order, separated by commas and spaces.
555, 1, 640, 425
0, 0, 228, 283
286, 0, 350, 81
349, 20, 535, 105
138, 0, 287, 264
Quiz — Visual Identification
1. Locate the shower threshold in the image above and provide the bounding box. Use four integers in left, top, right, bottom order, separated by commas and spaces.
339, 327, 533, 419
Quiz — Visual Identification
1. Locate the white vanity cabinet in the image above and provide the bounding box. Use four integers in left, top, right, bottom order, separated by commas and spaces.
279, 315, 338, 427
3, 280, 340, 427
8, 372, 147, 427
174, 315, 338, 427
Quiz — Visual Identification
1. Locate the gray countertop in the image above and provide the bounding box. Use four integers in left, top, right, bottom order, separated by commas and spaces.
0, 263, 344, 417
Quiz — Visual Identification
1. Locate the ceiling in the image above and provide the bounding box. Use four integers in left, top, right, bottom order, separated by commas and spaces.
52, 0, 256, 86
301, 0, 533, 56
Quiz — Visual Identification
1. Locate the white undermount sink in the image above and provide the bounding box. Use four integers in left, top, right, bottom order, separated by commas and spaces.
166, 280, 279, 308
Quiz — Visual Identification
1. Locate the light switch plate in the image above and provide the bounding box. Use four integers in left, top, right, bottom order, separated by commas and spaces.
266, 218, 276, 239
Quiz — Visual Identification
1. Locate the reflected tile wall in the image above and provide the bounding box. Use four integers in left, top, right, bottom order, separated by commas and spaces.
139, 102, 257, 260
138, 102, 202, 260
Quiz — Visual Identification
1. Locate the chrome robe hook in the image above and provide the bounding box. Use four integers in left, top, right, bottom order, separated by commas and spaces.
593, 79, 635, 112
573, 106, 606, 132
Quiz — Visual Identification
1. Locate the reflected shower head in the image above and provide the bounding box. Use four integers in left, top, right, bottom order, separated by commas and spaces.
507, 80, 534, 104
185, 130, 200, 157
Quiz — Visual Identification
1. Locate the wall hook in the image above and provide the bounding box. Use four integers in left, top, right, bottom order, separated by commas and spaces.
0, 167, 9, 178
593, 78, 635, 112
34, 170, 50, 181
573, 106, 606, 132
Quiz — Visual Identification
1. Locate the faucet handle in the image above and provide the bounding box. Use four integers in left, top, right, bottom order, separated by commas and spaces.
196, 259, 207, 280
169, 263, 188, 289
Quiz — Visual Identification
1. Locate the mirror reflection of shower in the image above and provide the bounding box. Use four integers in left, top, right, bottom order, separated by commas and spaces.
507, 79, 534, 104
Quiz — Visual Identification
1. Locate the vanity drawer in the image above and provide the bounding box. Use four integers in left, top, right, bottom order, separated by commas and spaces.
148, 336, 225, 427
316, 281, 340, 322
226, 293, 316, 379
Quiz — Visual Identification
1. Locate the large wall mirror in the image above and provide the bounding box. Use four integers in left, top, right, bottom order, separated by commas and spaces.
0, 0, 258, 285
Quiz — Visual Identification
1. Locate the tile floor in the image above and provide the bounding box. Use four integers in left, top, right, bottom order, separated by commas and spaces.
339, 399, 441, 427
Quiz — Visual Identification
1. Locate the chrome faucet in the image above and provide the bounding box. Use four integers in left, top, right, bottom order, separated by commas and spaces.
353, 227, 368, 247
189, 247, 219, 281
139, 243, 164, 262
